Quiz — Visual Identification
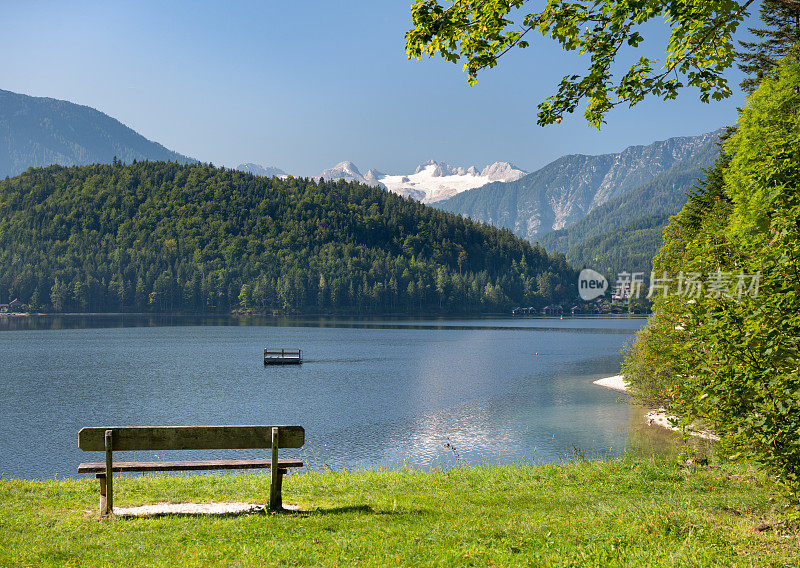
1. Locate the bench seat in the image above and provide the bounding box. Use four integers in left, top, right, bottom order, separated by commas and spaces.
78, 458, 303, 474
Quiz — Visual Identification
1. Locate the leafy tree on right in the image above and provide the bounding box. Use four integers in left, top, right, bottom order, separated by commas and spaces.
624, 49, 800, 497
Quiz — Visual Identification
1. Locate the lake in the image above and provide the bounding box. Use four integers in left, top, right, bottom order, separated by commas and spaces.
0, 315, 647, 479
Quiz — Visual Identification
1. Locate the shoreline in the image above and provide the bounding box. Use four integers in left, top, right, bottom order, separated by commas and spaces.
593, 375, 720, 441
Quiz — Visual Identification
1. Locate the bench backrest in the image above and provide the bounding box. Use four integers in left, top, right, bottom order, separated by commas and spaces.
78, 425, 305, 451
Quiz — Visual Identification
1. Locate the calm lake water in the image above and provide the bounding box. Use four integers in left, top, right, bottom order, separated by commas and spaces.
0, 315, 647, 479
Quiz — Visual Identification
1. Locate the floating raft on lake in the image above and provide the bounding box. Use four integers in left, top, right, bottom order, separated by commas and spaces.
263, 348, 302, 365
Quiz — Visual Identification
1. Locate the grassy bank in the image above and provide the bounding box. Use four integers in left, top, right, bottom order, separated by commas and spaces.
1, 457, 797, 567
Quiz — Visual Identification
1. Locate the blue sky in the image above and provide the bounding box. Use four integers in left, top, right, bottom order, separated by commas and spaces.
1, 0, 755, 176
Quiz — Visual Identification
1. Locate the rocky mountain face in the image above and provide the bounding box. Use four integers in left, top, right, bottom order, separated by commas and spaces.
236, 163, 288, 178
539, 150, 718, 255
316, 159, 527, 203
0, 89, 194, 178
538, 144, 720, 276
436, 130, 723, 242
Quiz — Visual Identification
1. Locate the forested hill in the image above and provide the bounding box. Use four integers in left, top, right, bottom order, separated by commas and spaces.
0, 89, 195, 179
0, 162, 577, 314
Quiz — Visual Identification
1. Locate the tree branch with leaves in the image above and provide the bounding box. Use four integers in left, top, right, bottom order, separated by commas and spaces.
406, 0, 766, 127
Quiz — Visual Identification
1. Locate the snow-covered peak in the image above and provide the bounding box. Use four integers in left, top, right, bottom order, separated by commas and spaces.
413, 160, 478, 178
317, 159, 527, 203
321, 161, 362, 179
481, 161, 526, 182
414, 159, 437, 174
320, 161, 363, 183
319, 161, 384, 188
236, 163, 288, 178
363, 169, 385, 184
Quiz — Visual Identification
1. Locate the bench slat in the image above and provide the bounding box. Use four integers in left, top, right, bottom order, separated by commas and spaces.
78, 425, 305, 451
77, 458, 303, 473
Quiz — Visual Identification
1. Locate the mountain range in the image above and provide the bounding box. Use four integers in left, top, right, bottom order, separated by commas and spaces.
0, 89, 194, 179
538, 143, 719, 251
436, 130, 722, 242
317, 159, 527, 203
539, 159, 715, 276
313, 132, 721, 277
0, 87, 722, 279
434, 131, 722, 277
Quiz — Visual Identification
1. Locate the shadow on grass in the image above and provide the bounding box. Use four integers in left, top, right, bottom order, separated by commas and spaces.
115, 508, 268, 520
305, 505, 431, 517
110, 503, 432, 519
304, 505, 374, 516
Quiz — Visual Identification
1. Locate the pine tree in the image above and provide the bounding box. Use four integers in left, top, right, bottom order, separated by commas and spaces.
738, 0, 800, 94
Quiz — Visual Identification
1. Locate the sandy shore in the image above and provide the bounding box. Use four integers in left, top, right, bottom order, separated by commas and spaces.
593, 375, 719, 441
592, 375, 628, 392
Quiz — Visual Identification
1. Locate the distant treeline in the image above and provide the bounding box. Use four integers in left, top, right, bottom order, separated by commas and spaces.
0, 161, 577, 314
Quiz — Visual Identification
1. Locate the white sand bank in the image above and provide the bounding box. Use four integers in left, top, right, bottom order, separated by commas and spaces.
593, 375, 720, 441
592, 375, 629, 392
112, 502, 302, 518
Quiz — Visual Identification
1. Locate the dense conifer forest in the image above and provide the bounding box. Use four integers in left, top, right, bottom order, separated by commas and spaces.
0, 161, 576, 314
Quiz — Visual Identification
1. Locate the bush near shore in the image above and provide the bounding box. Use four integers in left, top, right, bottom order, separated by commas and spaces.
1, 457, 797, 567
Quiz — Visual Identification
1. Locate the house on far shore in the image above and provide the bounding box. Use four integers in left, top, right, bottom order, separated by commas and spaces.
1, 298, 23, 313
512, 306, 537, 316
541, 304, 563, 316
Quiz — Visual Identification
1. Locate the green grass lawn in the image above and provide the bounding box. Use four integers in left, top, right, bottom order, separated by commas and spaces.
0, 457, 797, 567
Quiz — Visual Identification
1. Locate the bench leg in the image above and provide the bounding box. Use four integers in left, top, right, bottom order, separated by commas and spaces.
103, 430, 114, 516
269, 427, 281, 512
97, 474, 109, 517
269, 468, 286, 511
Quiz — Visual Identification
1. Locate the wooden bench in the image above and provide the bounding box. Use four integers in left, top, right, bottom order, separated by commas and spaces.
77, 425, 304, 516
